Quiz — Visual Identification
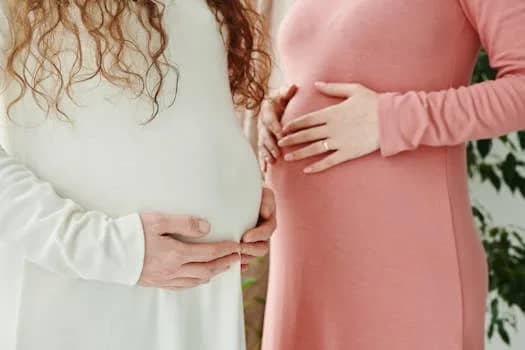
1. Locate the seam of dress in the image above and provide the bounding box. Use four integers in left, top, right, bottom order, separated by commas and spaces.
444, 15, 469, 349
444, 147, 466, 350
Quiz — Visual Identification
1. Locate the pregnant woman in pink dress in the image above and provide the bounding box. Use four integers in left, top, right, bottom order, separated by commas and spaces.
258, 0, 525, 349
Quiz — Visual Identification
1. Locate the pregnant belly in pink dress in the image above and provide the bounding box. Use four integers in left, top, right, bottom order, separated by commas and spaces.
264, 87, 487, 350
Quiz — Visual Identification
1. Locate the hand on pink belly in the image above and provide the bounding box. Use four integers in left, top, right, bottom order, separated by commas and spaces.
258, 85, 299, 172
278, 82, 380, 173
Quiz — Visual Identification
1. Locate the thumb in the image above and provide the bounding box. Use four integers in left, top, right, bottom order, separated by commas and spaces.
160, 214, 211, 238
315, 82, 361, 98
279, 84, 299, 103
259, 187, 275, 220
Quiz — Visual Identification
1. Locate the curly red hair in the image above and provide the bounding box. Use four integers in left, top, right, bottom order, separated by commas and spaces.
2, 0, 271, 121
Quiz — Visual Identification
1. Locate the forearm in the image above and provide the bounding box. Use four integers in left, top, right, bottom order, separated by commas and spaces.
379, 0, 525, 157
378, 74, 525, 156
0, 145, 145, 285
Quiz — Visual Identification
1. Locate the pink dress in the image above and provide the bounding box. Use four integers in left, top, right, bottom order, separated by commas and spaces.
262, 0, 525, 349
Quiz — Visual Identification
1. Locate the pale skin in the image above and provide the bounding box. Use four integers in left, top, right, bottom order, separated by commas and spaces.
258, 84, 299, 171
138, 187, 275, 290
259, 82, 381, 173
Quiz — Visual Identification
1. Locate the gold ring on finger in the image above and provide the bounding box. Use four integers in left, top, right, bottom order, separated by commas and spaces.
322, 140, 331, 152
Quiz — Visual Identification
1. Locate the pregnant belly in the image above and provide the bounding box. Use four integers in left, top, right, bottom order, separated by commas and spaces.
280, 88, 342, 126
268, 88, 471, 240
21, 130, 262, 242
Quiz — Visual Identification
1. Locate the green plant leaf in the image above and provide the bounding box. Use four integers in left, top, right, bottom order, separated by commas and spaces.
487, 169, 502, 191
468, 51, 525, 346
477, 139, 493, 158
242, 277, 257, 290
497, 321, 511, 345
518, 131, 525, 150
500, 154, 519, 192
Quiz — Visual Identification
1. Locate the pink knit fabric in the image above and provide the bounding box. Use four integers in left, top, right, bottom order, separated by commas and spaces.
262, 0, 525, 349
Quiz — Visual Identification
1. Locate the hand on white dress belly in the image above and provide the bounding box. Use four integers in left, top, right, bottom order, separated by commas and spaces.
138, 213, 241, 290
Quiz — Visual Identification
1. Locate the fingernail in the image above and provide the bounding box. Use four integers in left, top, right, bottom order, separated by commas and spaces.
278, 139, 285, 146
284, 154, 293, 161
197, 219, 210, 234
304, 167, 313, 173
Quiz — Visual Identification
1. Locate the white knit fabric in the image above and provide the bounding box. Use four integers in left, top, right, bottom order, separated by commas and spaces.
0, 1, 261, 349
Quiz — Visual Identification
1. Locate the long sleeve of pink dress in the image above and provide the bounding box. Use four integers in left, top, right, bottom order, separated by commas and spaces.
262, 1, 525, 350
379, 0, 525, 156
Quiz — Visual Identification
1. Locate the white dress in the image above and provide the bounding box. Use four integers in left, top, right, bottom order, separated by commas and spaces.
0, 1, 262, 349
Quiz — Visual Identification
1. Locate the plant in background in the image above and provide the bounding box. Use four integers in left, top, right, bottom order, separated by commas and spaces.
469, 50, 525, 345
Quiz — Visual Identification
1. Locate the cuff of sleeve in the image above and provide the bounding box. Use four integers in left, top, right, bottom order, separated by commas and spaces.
112, 213, 145, 286
378, 92, 406, 157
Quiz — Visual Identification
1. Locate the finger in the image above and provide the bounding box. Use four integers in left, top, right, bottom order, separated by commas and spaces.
260, 129, 281, 158
278, 125, 328, 147
277, 84, 299, 105
176, 264, 212, 279
258, 139, 276, 163
261, 103, 283, 139
156, 214, 210, 237
181, 253, 239, 278
181, 240, 241, 263
241, 241, 269, 257
258, 152, 268, 173
241, 264, 249, 273
264, 145, 277, 163
240, 254, 256, 265
282, 110, 328, 134
281, 84, 299, 104
163, 278, 205, 289
242, 216, 276, 243
259, 187, 275, 220
284, 139, 333, 162
259, 145, 274, 165
315, 82, 362, 98
304, 152, 346, 174
271, 84, 298, 104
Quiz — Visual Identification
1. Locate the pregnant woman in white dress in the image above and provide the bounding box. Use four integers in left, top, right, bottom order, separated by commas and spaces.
0, 1, 272, 349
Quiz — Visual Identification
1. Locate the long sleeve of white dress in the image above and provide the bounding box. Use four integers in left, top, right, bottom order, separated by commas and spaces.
0, 145, 145, 285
